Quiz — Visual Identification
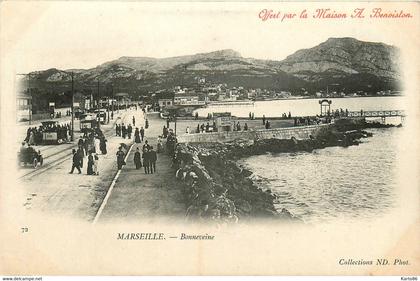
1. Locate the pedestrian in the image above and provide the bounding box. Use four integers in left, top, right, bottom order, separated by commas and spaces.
244, 123, 248, 131
143, 148, 150, 174
145, 119, 149, 129
186, 126, 190, 134
265, 120, 270, 129
69, 149, 81, 174
93, 152, 99, 175
115, 124, 119, 136
127, 124, 133, 139
142, 140, 151, 153
25, 127, 31, 143
134, 128, 141, 143
262, 115, 266, 125
149, 146, 157, 174
100, 137, 107, 154
116, 146, 125, 170
132, 116, 136, 126
140, 127, 145, 141
20, 142, 27, 153
134, 147, 142, 169
157, 136, 163, 153
121, 123, 127, 139
87, 151, 94, 175
94, 137, 100, 154
166, 117, 170, 128
236, 122, 241, 131
77, 146, 85, 168
28, 131, 35, 145
163, 125, 168, 138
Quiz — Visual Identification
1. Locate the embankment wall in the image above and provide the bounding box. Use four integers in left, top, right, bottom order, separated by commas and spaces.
177, 124, 329, 143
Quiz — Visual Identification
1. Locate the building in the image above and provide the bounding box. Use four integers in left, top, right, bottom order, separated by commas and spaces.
158, 98, 173, 108
17, 92, 32, 122
115, 92, 131, 107
174, 94, 204, 106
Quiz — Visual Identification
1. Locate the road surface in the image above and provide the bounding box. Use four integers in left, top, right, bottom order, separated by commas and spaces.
18, 109, 186, 223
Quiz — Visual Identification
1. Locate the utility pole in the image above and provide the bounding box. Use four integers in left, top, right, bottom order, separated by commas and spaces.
174, 116, 177, 136
71, 71, 74, 141
28, 73, 32, 125
111, 83, 114, 120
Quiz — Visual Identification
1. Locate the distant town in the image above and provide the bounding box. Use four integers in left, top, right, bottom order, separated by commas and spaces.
17, 74, 402, 122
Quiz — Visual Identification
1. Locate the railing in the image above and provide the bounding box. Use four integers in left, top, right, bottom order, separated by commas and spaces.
347, 110, 406, 117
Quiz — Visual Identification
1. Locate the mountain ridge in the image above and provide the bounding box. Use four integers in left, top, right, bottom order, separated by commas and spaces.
27, 37, 401, 95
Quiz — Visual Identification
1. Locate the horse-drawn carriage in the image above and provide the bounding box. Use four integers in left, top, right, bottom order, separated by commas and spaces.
18, 147, 43, 168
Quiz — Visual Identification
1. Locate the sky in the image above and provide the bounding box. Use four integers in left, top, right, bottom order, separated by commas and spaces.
1, 1, 418, 73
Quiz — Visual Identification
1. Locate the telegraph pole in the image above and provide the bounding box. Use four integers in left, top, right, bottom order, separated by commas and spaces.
26, 73, 32, 125
71, 72, 74, 141
111, 83, 114, 120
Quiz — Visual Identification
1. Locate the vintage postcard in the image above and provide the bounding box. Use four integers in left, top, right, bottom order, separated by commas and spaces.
0, 0, 419, 276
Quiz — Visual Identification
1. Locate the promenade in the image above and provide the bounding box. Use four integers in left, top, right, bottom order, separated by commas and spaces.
97, 113, 185, 224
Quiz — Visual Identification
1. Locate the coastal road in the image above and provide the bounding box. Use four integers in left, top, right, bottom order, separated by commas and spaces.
19, 109, 142, 221
96, 113, 186, 224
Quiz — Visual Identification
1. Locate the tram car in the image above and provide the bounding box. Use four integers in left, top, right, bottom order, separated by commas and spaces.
40, 121, 60, 144
95, 110, 107, 124
80, 115, 100, 131
18, 147, 43, 168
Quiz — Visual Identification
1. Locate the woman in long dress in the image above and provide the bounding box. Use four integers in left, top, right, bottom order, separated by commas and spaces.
93, 153, 99, 175
99, 137, 107, 154
94, 137, 100, 154
28, 131, 35, 145
134, 128, 141, 143
133, 148, 142, 169
87, 152, 94, 175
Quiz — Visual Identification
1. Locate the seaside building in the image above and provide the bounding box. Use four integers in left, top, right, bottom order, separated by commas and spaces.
158, 98, 174, 108
174, 93, 204, 106
16, 92, 32, 122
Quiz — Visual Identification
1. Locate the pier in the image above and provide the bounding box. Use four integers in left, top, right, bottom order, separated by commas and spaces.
346, 110, 406, 124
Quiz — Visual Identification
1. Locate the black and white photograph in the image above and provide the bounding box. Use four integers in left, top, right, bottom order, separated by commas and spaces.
0, 1, 419, 277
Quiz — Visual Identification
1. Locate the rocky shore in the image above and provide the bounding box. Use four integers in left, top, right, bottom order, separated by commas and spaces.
172, 120, 397, 223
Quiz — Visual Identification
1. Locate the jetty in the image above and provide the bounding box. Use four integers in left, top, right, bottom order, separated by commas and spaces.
346, 110, 406, 123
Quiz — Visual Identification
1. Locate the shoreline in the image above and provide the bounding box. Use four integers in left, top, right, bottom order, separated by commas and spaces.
172, 119, 398, 223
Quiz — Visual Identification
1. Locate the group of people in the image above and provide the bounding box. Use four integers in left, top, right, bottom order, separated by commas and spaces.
332, 108, 350, 118
70, 128, 107, 175
24, 122, 71, 145
116, 123, 134, 139
281, 112, 292, 119
194, 122, 217, 134
262, 115, 271, 129
232, 121, 249, 131
133, 141, 158, 174
134, 127, 145, 143
70, 148, 99, 175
